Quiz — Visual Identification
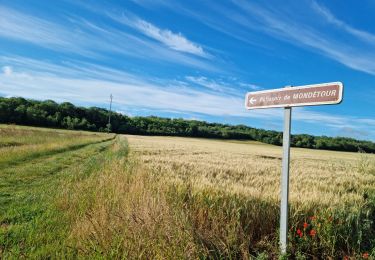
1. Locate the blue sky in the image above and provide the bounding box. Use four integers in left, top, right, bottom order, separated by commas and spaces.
0, 0, 374, 140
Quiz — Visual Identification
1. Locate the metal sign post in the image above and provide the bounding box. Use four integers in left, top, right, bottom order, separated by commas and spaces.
280, 106, 291, 254
245, 82, 343, 254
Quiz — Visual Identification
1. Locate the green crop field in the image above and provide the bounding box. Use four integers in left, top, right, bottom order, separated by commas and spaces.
0, 125, 374, 259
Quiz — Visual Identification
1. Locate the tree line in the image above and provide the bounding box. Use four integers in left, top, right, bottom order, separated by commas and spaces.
1, 97, 374, 153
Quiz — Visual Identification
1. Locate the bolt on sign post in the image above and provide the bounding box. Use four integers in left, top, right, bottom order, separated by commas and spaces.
245, 82, 343, 254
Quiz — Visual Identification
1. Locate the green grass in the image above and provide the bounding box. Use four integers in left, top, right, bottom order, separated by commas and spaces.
0, 125, 115, 258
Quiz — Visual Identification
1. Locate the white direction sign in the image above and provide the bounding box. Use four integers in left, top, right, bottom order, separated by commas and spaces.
245, 82, 343, 109
244, 82, 344, 255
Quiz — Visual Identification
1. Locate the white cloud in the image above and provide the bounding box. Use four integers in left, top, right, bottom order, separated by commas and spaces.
356, 118, 375, 126
238, 82, 261, 90
2, 66, 12, 76
0, 57, 275, 118
1, 57, 375, 140
0, 6, 95, 56
339, 127, 370, 139
230, 0, 375, 76
165, 1, 375, 76
185, 76, 261, 96
132, 19, 208, 57
0, 6, 216, 71
106, 10, 210, 58
0, 72, 252, 117
185, 76, 228, 92
310, 1, 375, 45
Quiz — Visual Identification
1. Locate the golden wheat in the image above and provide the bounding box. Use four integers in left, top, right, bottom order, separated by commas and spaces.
126, 135, 375, 207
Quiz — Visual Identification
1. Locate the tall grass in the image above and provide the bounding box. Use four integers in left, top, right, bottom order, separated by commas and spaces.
0, 125, 112, 167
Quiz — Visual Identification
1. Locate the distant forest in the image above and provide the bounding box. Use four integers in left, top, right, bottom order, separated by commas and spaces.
1, 96, 374, 153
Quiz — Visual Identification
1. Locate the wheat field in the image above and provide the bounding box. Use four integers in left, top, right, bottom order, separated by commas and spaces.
127, 135, 375, 207
1, 126, 374, 258
123, 135, 375, 258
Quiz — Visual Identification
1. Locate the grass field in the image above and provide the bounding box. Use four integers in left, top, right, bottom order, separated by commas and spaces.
1, 125, 374, 258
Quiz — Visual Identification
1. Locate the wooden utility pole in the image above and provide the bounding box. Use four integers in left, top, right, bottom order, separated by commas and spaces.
107, 94, 113, 133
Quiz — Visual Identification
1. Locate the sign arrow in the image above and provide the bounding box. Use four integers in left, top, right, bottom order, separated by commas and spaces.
249, 97, 257, 105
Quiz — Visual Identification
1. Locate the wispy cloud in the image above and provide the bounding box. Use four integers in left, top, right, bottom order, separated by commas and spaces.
158, 1, 375, 76
185, 75, 260, 96
238, 82, 261, 90
0, 6, 93, 56
0, 6, 217, 71
103, 9, 214, 59
338, 127, 370, 139
1, 56, 375, 140
186, 76, 237, 93
132, 18, 208, 57
230, 0, 375, 76
2, 66, 12, 76
0, 57, 252, 116
310, 1, 375, 45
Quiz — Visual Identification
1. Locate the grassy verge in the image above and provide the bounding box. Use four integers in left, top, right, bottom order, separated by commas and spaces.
0, 126, 115, 258
0, 125, 113, 168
